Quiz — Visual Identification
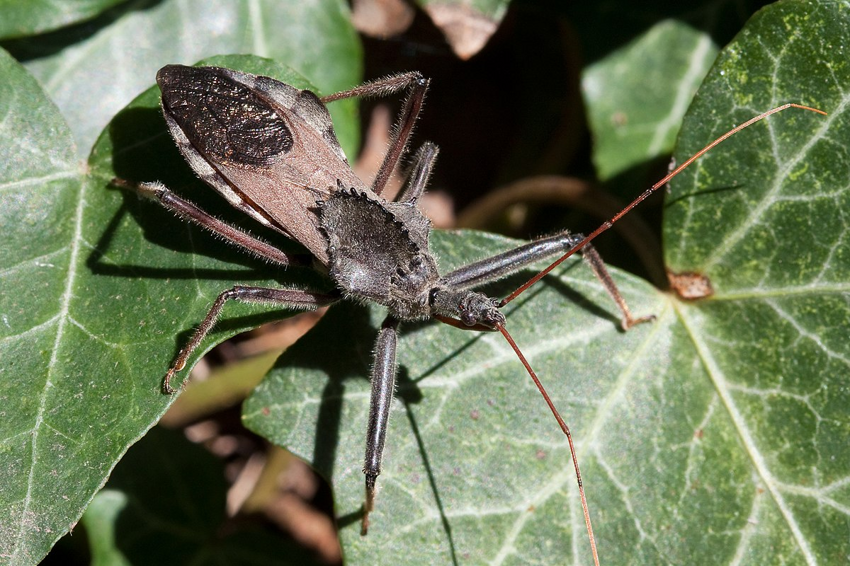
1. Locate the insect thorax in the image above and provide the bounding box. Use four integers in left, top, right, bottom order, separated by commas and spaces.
320, 187, 440, 320
320, 187, 506, 327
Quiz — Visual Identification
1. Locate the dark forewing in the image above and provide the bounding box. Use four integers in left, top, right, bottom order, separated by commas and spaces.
157, 65, 293, 166
157, 65, 368, 264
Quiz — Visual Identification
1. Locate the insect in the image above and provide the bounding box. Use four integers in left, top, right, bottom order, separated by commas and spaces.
120, 64, 824, 565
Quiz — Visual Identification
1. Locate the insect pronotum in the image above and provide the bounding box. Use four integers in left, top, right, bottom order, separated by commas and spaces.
118, 64, 824, 565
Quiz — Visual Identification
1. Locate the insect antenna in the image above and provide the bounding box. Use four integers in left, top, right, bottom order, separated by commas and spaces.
490, 102, 825, 565
500, 103, 826, 308
496, 322, 600, 566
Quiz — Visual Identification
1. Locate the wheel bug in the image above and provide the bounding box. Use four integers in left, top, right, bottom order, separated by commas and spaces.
117, 64, 824, 565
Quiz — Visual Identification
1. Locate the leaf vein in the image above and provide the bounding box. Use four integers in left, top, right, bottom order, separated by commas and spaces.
9, 175, 87, 562
675, 303, 818, 565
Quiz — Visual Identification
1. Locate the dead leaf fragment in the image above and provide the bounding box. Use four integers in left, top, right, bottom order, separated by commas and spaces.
424, 3, 499, 59
352, 0, 415, 38
668, 270, 714, 300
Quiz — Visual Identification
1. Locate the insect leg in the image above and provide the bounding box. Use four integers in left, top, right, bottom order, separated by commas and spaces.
442, 232, 585, 289
319, 72, 426, 103
580, 244, 654, 329
395, 142, 439, 205
442, 232, 652, 329
320, 72, 429, 197
362, 315, 400, 535
163, 286, 339, 393
114, 179, 307, 267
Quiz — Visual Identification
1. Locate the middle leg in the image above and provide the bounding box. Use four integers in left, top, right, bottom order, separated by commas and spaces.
163, 286, 339, 393
321, 72, 430, 197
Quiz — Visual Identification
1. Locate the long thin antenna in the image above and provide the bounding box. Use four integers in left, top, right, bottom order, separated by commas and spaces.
500, 103, 826, 307
496, 323, 600, 566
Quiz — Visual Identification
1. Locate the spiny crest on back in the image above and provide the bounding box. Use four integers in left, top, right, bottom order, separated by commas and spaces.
319, 184, 439, 319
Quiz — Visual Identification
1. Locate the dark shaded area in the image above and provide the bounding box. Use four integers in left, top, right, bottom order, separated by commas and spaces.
40, 525, 91, 566
664, 182, 750, 208
359, 0, 771, 279
91, 427, 328, 565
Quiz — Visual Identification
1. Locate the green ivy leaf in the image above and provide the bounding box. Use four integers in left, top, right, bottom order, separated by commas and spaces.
0, 47, 85, 566
244, 232, 661, 564
7, 0, 362, 159
583, 20, 719, 181
0, 0, 124, 40
664, 3, 850, 561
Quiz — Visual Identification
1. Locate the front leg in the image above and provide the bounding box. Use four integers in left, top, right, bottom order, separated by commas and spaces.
442, 232, 653, 330
362, 315, 400, 535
